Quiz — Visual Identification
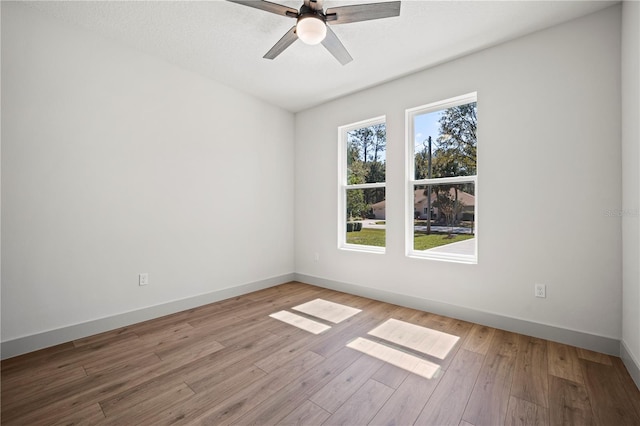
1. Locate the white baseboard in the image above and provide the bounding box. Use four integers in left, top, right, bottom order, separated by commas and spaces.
295, 273, 621, 356
1, 273, 295, 360
2, 273, 624, 362
621, 340, 640, 389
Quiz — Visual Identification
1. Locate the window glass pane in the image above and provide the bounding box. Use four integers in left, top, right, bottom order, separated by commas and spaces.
347, 123, 386, 184
414, 102, 477, 179
413, 183, 475, 256
346, 188, 386, 248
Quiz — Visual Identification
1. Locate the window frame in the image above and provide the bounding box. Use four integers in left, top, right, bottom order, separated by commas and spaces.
405, 93, 478, 263
338, 115, 386, 253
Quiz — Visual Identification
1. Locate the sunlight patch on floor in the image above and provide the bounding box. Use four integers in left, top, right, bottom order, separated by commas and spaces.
347, 337, 441, 379
368, 318, 459, 360
269, 311, 331, 334
292, 299, 362, 324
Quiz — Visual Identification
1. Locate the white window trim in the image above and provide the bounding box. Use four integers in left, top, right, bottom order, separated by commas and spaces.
405, 93, 478, 264
338, 115, 386, 253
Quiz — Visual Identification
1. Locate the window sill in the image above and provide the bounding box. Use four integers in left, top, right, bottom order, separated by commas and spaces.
340, 244, 386, 255
407, 251, 477, 264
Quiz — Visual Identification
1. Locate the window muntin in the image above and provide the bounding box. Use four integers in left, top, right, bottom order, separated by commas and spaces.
407, 94, 477, 263
339, 117, 386, 252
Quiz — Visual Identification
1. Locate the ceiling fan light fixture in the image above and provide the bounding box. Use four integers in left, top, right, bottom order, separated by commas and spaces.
296, 15, 327, 45
228, 0, 401, 64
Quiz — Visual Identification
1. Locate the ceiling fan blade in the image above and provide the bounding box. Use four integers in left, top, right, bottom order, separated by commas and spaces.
325, 1, 401, 25
264, 26, 298, 60
321, 26, 352, 65
227, 0, 298, 18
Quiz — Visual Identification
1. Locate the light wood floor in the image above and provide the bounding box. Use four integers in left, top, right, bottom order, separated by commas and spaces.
2, 282, 640, 425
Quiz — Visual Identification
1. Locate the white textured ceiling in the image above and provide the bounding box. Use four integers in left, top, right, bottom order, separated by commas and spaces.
22, 0, 617, 112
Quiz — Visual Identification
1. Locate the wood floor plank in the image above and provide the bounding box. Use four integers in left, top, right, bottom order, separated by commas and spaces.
367, 300, 414, 323
580, 358, 640, 425
123, 329, 280, 403
180, 350, 326, 425
309, 302, 404, 359
1, 342, 76, 376
149, 366, 268, 425
72, 327, 137, 348
126, 311, 196, 339
437, 316, 475, 339
184, 333, 284, 393
462, 329, 519, 426
154, 334, 225, 364
102, 382, 195, 425
59, 332, 146, 374
99, 375, 188, 418
2, 336, 207, 424
309, 318, 376, 359
258, 296, 386, 368
1, 353, 176, 424
5, 332, 141, 386
1, 364, 88, 407
611, 356, 640, 419
137, 322, 195, 345
253, 334, 319, 373
547, 341, 584, 384
199, 363, 271, 401
414, 349, 484, 426
314, 290, 376, 312
206, 302, 324, 346
504, 396, 549, 426
370, 362, 409, 389
74, 329, 142, 354
231, 346, 359, 425
511, 335, 549, 408
243, 282, 322, 305
462, 324, 495, 355
548, 375, 593, 426
186, 299, 279, 330
51, 402, 106, 426
232, 288, 324, 320
265, 319, 315, 341
322, 379, 394, 425
309, 352, 384, 413
278, 400, 331, 426
367, 318, 461, 362
79, 337, 155, 373
184, 308, 244, 330
82, 347, 163, 376
205, 315, 286, 346
148, 321, 219, 352
369, 372, 441, 426
301, 347, 363, 397
576, 347, 613, 366
408, 311, 473, 371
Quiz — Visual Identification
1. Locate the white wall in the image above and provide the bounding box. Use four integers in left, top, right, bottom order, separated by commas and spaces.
622, 0, 640, 384
1, 3, 295, 344
296, 6, 622, 344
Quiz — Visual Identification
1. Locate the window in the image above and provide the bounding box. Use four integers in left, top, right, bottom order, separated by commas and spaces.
338, 117, 386, 252
407, 93, 477, 263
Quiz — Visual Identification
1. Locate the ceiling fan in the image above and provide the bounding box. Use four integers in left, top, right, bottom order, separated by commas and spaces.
227, 0, 401, 65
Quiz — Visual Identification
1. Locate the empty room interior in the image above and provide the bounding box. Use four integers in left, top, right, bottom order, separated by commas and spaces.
2, 0, 640, 424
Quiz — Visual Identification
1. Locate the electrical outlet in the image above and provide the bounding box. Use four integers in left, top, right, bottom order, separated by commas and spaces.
139, 273, 149, 286
535, 283, 546, 298
314, 252, 320, 262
